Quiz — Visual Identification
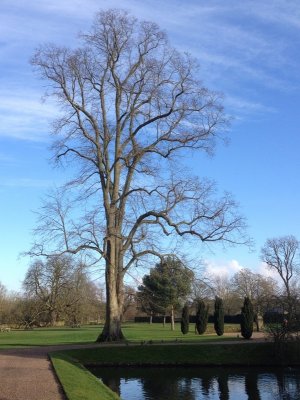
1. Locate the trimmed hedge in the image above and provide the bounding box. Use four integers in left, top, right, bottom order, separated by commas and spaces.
135, 314, 241, 324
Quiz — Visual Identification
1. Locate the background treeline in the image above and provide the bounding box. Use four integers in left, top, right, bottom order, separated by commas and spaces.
1, 246, 300, 331
134, 315, 242, 324
0, 256, 104, 328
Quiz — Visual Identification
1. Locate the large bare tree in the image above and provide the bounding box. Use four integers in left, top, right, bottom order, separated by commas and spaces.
30, 9, 246, 341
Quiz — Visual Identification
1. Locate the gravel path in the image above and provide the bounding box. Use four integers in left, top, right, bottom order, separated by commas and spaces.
0, 346, 65, 400
0, 332, 266, 400
0, 343, 102, 400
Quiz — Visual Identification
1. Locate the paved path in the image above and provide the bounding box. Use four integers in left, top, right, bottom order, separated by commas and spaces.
0, 332, 266, 400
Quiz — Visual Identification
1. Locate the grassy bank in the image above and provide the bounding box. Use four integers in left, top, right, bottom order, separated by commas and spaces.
55, 342, 299, 367
51, 352, 119, 400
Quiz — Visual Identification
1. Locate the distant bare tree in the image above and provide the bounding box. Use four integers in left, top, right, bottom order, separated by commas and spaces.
30, 9, 247, 341
261, 235, 300, 320
232, 268, 278, 330
191, 278, 214, 301
63, 266, 101, 326
23, 256, 74, 325
0, 282, 7, 324
208, 274, 240, 315
121, 286, 136, 321
232, 268, 278, 311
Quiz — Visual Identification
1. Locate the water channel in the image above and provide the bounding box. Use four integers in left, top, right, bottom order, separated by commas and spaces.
89, 366, 300, 399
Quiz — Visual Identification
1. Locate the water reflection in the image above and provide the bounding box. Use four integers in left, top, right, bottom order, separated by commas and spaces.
245, 371, 261, 400
275, 369, 300, 400
89, 366, 300, 400
217, 374, 229, 400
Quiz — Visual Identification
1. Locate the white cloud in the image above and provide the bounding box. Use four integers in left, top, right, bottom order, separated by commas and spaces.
257, 261, 280, 281
244, 1, 300, 30
0, 0, 299, 143
203, 259, 283, 286
225, 96, 277, 116
159, 2, 299, 92
0, 90, 58, 141
203, 259, 244, 278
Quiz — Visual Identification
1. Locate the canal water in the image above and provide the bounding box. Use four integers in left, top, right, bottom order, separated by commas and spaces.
89, 366, 300, 399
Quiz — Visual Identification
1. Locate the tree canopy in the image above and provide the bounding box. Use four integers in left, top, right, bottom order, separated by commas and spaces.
23, 256, 102, 326
138, 256, 193, 329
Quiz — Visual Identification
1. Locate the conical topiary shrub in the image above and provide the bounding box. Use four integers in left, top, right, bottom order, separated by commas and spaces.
181, 304, 189, 334
214, 296, 224, 336
240, 297, 254, 339
195, 299, 208, 334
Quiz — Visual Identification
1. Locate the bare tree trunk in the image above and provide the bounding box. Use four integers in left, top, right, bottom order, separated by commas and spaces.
49, 309, 57, 327
97, 275, 125, 341
254, 315, 259, 332
171, 306, 175, 331
97, 240, 125, 342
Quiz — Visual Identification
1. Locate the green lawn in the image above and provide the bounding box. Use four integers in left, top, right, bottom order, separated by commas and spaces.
0, 325, 101, 348
122, 322, 240, 342
0, 323, 240, 349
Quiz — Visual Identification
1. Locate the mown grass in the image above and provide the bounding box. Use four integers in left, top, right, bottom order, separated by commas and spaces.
122, 322, 239, 342
0, 323, 239, 349
0, 325, 101, 348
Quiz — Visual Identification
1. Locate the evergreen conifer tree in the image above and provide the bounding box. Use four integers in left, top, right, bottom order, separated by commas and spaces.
240, 297, 254, 339
195, 299, 209, 334
181, 304, 190, 334
214, 296, 224, 336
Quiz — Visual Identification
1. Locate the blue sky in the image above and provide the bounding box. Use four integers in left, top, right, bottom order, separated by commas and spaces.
1, 0, 300, 291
